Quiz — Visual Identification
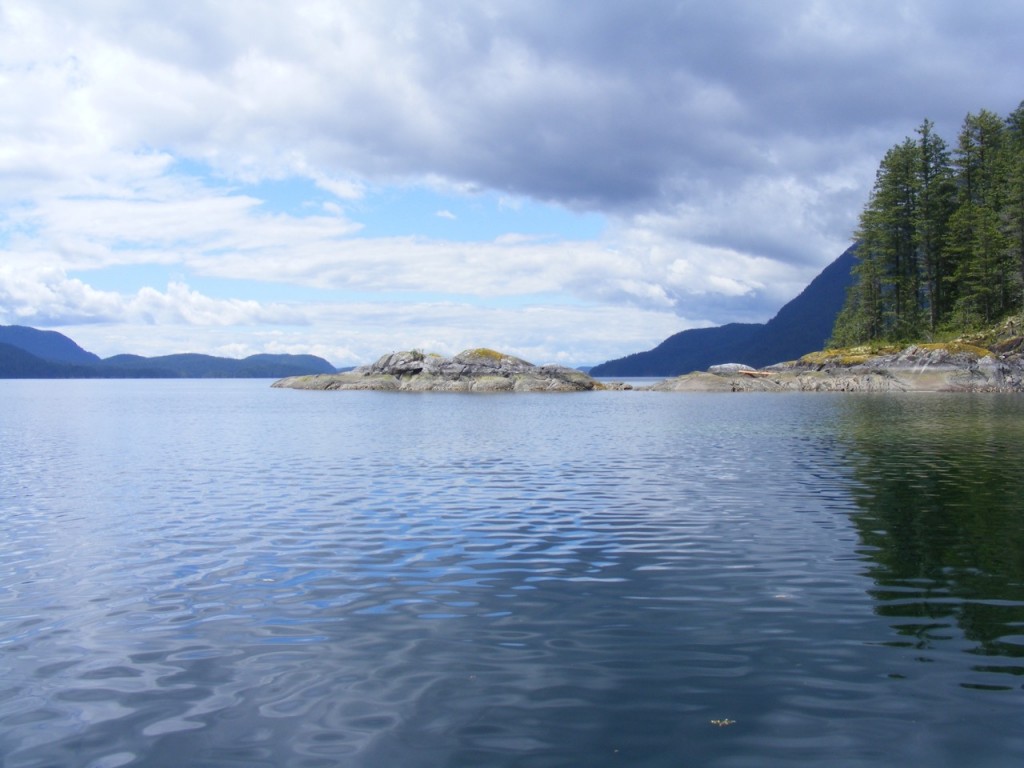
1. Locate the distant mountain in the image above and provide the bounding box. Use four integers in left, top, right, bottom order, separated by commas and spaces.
0, 325, 101, 365
591, 244, 858, 377
0, 325, 338, 379
0, 342, 81, 378
99, 352, 337, 378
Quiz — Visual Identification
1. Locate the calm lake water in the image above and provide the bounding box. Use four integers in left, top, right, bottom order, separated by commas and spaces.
2, 380, 1023, 767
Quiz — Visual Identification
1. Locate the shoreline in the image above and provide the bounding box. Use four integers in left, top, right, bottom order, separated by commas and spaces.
273, 342, 1024, 394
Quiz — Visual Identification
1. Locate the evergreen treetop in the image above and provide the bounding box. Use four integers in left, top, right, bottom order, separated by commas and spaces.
832, 102, 1024, 346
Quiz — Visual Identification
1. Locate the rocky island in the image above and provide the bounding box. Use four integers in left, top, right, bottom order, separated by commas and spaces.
272, 348, 614, 392
273, 332, 1024, 395
651, 340, 1024, 393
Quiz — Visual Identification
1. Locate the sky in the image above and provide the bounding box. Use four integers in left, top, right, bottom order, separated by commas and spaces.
2, 1, 1023, 367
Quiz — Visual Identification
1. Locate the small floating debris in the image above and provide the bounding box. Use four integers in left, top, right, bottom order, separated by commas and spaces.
710, 719, 737, 727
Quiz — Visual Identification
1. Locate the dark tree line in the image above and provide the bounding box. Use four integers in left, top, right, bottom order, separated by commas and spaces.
832, 102, 1024, 346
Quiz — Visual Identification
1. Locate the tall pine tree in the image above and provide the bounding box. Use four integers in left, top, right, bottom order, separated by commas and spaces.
913, 119, 956, 330
835, 139, 922, 342
832, 103, 1024, 346
1002, 102, 1024, 313
949, 110, 1009, 327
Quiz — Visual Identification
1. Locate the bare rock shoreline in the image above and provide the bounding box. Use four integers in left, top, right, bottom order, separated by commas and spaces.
650, 342, 1024, 393
273, 341, 1024, 394
272, 348, 604, 392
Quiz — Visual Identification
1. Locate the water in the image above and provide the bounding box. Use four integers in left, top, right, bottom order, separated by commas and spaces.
2, 381, 1023, 767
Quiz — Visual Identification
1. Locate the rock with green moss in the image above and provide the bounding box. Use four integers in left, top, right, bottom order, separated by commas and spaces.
651, 341, 1024, 392
272, 348, 606, 392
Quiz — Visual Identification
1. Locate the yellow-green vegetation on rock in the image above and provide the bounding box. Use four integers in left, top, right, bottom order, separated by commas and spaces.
799, 345, 900, 367
950, 314, 1024, 349
802, 337, 1000, 368
463, 347, 504, 361
454, 348, 535, 370
916, 341, 991, 358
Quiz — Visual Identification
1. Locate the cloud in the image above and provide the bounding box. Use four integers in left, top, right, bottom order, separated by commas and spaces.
126, 282, 307, 326
9, 2, 1024, 207
5, 177, 361, 274
50, 296, 688, 368
0, 261, 306, 327
2, 1, 1023, 364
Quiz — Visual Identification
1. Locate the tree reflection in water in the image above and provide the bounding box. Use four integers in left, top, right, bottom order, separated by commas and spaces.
838, 394, 1024, 688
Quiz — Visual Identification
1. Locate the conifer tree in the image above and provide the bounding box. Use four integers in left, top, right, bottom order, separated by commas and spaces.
949, 110, 1009, 326
835, 139, 921, 342
832, 103, 1024, 347
1002, 102, 1024, 312
913, 119, 956, 330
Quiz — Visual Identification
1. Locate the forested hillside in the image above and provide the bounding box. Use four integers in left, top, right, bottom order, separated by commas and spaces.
832, 101, 1024, 345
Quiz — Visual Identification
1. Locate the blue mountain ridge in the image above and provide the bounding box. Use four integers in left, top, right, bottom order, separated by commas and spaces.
590, 244, 858, 377
0, 325, 101, 365
0, 326, 338, 378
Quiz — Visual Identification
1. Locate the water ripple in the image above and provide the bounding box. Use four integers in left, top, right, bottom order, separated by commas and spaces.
2, 384, 1024, 766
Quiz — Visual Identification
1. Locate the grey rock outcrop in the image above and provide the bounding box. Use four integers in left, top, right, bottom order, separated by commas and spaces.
651, 342, 1024, 392
708, 363, 757, 374
272, 348, 606, 392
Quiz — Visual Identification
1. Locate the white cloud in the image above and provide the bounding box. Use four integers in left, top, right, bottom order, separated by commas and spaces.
125, 282, 307, 326
6, 182, 361, 273
50, 297, 687, 368
3, 1, 1023, 365
0, 260, 305, 328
